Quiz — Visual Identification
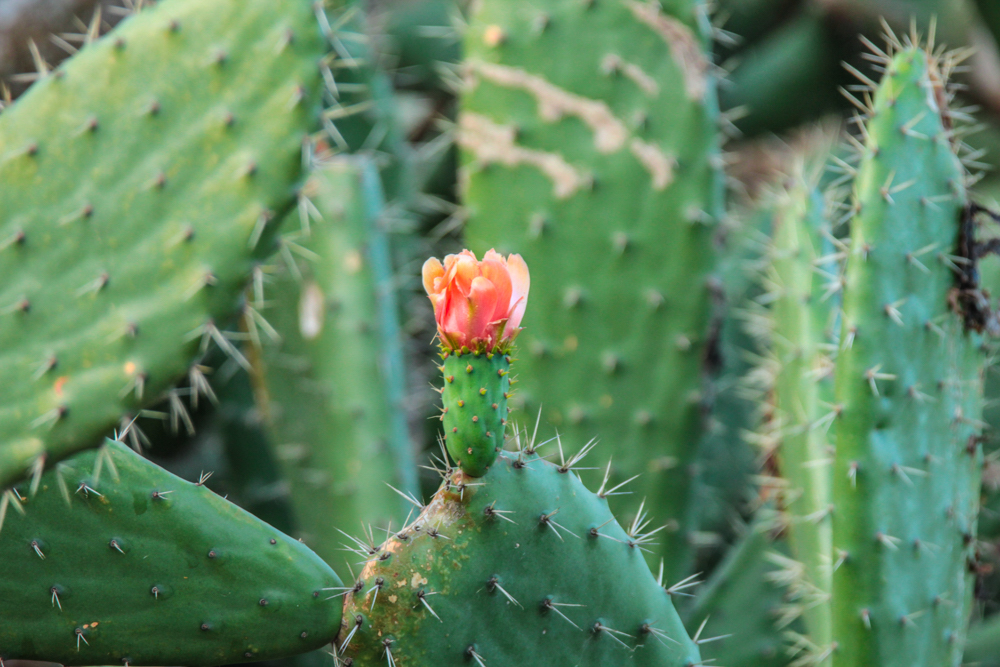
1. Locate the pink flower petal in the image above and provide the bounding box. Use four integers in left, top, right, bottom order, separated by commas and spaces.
505, 253, 530, 332
467, 276, 499, 344
445, 252, 480, 298
479, 256, 513, 324
422, 257, 444, 296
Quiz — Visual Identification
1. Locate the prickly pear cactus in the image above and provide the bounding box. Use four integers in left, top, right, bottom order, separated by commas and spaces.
0, 0, 333, 488
830, 41, 986, 666
765, 164, 839, 659
250, 157, 417, 579
460, 0, 723, 579
0, 439, 343, 666
337, 443, 701, 667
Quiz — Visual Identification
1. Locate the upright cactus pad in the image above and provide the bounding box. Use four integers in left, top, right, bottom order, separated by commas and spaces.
460, 0, 723, 578
440, 351, 511, 476
687, 514, 798, 667
765, 164, 838, 660
251, 157, 417, 579
0, 0, 332, 488
830, 41, 986, 666
0, 439, 342, 666
338, 445, 701, 666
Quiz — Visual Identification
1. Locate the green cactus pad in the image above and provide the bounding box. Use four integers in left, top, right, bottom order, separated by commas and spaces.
0, 439, 343, 666
691, 203, 773, 544
440, 351, 511, 477
766, 164, 838, 658
460, 0, 723, 579
830, 44, 985, 666
687, 514, 799, 667
250, 157, 418, 580
0, 0, 332, 488
337, 447, 701, 666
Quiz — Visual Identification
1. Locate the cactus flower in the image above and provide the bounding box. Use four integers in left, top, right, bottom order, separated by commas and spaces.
422, 249, 530, 353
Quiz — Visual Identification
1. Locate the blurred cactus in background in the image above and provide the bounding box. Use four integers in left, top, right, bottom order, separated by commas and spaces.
5, 0, 1000, 666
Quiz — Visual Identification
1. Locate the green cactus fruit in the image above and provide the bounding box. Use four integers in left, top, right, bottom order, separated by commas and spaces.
250, 157, 418, 580
440, 351, 511, 477
460, 0, 723, 581
337, 444, 701, 666
0, 439, 342, 666
830, 41, 987, 666
0, 0, 336, 489
764, 160, 840, 661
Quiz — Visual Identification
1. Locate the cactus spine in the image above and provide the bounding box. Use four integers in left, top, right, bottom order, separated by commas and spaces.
0, 0, 334, 489
460, 0, 723, 580
0, 439, 342, 666
830, 40, 985, 666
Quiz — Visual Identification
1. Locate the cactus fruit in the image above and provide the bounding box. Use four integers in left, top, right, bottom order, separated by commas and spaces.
460, 0, 723, 579
440, 351, 511, 476
250, 156, 417, 579
337, 444, 701, 667
0, 439, 342, 666
0, 0, 333, 489
829, 38, 987, 666
763, 160, 839, 660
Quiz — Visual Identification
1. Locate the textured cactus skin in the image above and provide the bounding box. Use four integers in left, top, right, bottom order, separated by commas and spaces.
830, 47, 984, 666
214, 368, 298, 535
440, 352, 510, 477
693, 207, 772, 541
687, 516, 797, 667
964, 612, 1000, 666
250, 157, 417, 579
0, 439, 342, 666
767, 172, 837, 657
338, 448, 701, 666
460, 0, 723, 580
0, 0, 331, 489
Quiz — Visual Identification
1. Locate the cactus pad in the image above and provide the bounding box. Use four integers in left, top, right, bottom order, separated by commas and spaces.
337, 444, 701, 666
0, 439, 343, 666
766, 163, 838, 657
0, 0, 331, 488
830, 43, 985, 666
460, 0, 723, 578
250, 156, 418, 579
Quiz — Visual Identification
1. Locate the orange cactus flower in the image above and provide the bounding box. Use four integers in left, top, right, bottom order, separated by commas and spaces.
422, 249, 530, 352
